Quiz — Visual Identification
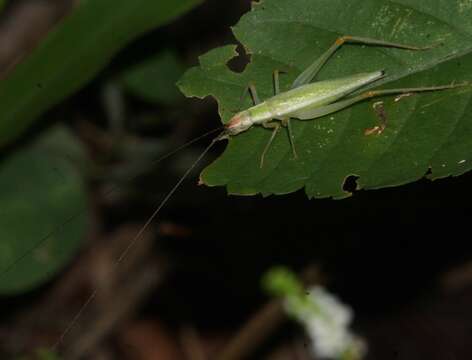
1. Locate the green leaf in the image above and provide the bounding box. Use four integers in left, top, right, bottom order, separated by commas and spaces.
0, 0, 202, 147
120, 50, 185, 105
0, 127, 87, 294
179, 0, 472, 199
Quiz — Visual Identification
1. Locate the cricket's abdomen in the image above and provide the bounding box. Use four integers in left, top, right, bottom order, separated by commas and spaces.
264, 71, 384, 119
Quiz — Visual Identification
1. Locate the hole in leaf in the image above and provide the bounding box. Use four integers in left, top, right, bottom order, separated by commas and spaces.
226, 44, 250, 73
343, 174, 359, 193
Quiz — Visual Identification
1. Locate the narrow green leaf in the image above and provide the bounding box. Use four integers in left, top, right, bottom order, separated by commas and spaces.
179, 0, 472, 199
0, 0, 202, 146
0, 127, 87, 294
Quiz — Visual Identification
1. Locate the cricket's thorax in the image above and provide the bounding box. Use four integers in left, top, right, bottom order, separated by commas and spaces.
247, 102, 273, 123
264, 71, 384, 119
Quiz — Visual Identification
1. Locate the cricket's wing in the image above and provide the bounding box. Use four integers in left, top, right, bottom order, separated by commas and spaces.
288, 93, 369, 120
266, 71, 384, 119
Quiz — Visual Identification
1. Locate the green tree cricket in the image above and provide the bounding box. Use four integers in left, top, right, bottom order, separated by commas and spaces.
222, 35, 469, 167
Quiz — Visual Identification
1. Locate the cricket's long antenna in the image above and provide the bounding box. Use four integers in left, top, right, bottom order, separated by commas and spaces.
0, 126, 224, 279
144, 126, 224, 166
53, 132, 225, 351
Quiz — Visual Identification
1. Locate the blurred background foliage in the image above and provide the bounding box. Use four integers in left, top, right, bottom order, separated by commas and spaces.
0, 0, 201, 295
0, 1, 471, 359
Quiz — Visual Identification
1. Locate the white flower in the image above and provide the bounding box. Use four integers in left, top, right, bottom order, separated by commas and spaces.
284, 285, 366, 359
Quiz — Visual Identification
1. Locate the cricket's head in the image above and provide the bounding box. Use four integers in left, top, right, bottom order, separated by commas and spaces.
224, 111, 252, 136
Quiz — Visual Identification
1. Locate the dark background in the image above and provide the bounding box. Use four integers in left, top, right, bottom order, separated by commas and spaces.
0, 1, 471, 359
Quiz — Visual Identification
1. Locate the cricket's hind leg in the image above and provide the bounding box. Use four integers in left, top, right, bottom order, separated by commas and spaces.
290, 83, 469, 132
291, 35, 436, 89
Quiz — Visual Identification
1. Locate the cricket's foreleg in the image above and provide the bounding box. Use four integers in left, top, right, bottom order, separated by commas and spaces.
260, 120, 281, 168
273, 70, 284, 95
291, 35, 435, 89
272, 70, 298, 159
249, 83, 261, 105
281, 117, 298, 159
233, 83, 260, 112
250, 70, 284, 107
